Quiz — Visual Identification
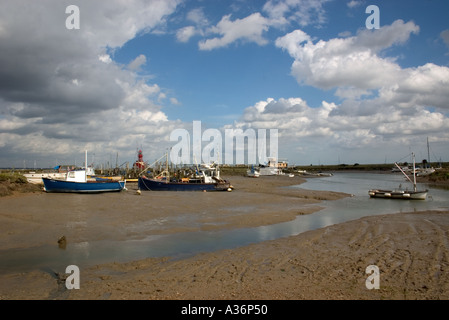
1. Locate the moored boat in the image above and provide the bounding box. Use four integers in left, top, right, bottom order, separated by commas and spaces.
138, 176, 231, 191
42, 177, 126, 193
42, 151, 126, 193
138, 153, 232, 192
246, 165, 260, 178
369, 153, 428, 200
368, 189, 428, 200
24, 171, 67, 184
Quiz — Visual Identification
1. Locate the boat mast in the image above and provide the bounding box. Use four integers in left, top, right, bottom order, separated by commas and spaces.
412, 152, 417, 192
85, 150, 88, 182
394, 162, 414, 186
217, 151, 220, 179
166, 152, 170, 182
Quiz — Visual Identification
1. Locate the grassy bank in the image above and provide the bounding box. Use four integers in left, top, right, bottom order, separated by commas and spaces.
223, 162, 449, 173
292, 163, 394, 172
221, 163, 427, 175
0, 172, 42, 197
416, 168, 449, 188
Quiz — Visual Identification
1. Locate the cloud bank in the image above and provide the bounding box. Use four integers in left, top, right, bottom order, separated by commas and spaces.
1, 0, 448, 167
233, 19, 449, 163
0, 0, 182, 166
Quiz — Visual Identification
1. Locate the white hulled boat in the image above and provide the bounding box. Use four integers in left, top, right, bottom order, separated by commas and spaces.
369, 153, 428, 200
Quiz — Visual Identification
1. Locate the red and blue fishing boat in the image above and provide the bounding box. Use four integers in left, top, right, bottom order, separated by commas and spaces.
138, 175, 231, 192
138, 153, 232, 192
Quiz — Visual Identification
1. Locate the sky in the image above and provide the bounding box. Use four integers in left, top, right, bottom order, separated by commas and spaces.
1, 0, 449, 168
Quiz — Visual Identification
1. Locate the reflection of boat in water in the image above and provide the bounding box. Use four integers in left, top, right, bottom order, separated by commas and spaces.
138, 153, 233, 192
369, 153, 428, 200
42, 151, 126, 193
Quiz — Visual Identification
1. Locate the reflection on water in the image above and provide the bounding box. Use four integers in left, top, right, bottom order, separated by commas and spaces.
294, 172, 449, 220
1, 172, 449, 274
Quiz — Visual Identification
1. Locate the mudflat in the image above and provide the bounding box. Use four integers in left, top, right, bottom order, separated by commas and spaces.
0, 175, 448, 300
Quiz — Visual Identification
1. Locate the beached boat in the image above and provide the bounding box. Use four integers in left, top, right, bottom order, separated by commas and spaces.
93, 175, 124, 182
245, 159, 284, 176
138, 153, 232, 192
369, 153, 428, 200
246, 165, 260, 178
416, 167, 436, 177
416, 136, 436, 177
42, 176, 126, 193
368, 188, 427, 200
138, 175, 231, 191
258, 158, 285, 176
42, 151, 126, 193
25, 165, 99, 184
297, 170, 333, 177
24, 171, 67, 184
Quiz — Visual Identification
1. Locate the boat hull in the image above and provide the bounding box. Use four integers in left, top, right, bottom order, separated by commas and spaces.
42, 178, 126, 193
24, 172, 67, 184
368, 189, 428, 200
138, 177, 232, 191
246, 170, 260, 178
258, 167, 283, 176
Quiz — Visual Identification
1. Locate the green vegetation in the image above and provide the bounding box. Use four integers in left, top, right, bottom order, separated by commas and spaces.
0, 171, 41, 196
220, 166, 248, 176
426, 168, 449, 182
0, 172, 28, 183
292, 163, 395, 172
221, 162, 449, 176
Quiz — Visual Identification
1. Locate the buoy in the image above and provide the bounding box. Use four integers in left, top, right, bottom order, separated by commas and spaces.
136, 189, 141, 195
227, 188, 232, 192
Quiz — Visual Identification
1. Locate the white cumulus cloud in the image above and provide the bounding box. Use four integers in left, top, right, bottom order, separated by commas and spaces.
0, 0, 183, 166
199, 13, 270, 50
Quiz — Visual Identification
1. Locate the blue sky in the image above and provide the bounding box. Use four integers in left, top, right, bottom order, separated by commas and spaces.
1, 0, 449, 168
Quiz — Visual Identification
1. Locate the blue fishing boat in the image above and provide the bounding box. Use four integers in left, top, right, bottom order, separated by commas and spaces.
42, 151, 126, 193
42, 177, 126, 193
138, 175, 231, 191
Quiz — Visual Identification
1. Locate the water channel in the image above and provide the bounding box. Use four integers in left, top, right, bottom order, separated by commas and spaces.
1, 172, 448, 274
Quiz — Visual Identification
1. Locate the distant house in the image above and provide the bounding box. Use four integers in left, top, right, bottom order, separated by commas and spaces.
277, 161, 288, 169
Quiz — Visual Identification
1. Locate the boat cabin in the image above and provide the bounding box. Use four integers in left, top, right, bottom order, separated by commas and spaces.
66, 170, 88, 183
